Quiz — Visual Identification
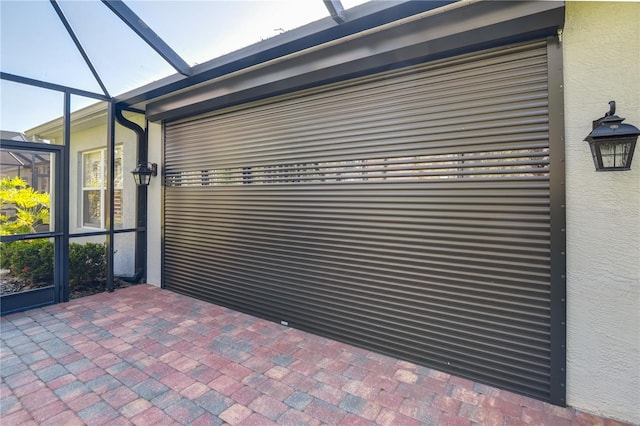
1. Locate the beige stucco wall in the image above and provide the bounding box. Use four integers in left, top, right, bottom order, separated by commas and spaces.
146, 122, 162, 287
563, 2, 640, 423
68, 121, 140, 276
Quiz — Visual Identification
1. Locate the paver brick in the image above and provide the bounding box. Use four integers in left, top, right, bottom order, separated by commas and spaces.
85, 374, 122, 395
191, 411, 225, 426
438, 413, 473, 426
180, 381, 209, 399
77, 401, 120, 425
284, 390, 314, 411
339, 393, 381, 421
242, 355, 273, 373
231, 385, 262, 406
0, 393, 20, 416
304, 398, 347, 424
120, 398, 154, 418
478, 394, 523, 419
451, 385, 481, 405
281, 371, 317, 392
393, 368, 419, 384
343, 365, 367, 381
36, 364, 69, 382
574, 411, 607, 426
41, 409, 85, 426
169, 355, 199, 373
277, 408, 322, 426
194, 389, 234, 415
265, 365, 289, 380
399, 398, 442, 423
339, 413, 374, 426
376, 407, 422, 426
219, 402, 253, 425
92, 353, 122, 369
256, 378, 294, 400
102, 386, 139, 409
242, 372, 269, 388
272, 354, 295, 367
314, 370, 349, 389
131, 406, 176, 426
309, 382, 345, 405
17, 349, 49, 365
375, 389, 405, 410
1, 408, 33, 425
64, 358, 95, 375
248, 394, 288, 421
239, 412, 279, 426
149, 389, 181, 410
433, 394, 462, 414
114, 366, 150, 388
11, 381, 44, 401
342, 380, 380, 401
521, 406, 573, 426
160, 370, 195, 391
131, 377, 170, 400
76, 366, 106, 382
66, 391, 101, 412
222, 362, 253, 382
318, 358, 348, 374
46, 373, 76, 391
3, 334, 30, 347
188, 363, 220, 383
542, 401, 576, 420
28, 357, 57, 372
290, 359, 319, 376
210, 373, 243, 396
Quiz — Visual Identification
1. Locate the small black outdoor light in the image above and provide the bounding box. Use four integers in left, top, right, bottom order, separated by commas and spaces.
584, 101, 640, 171
131, 162, 157, 186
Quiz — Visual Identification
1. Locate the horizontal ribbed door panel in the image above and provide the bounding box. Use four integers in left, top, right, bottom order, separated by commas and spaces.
164, 41, 557, 402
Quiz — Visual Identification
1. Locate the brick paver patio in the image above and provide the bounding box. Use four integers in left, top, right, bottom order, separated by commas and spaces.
0, 284, 632, 425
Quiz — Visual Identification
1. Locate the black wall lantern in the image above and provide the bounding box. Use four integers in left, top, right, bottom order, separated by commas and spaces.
131, 162, 157, 186
584, 101, 640, 171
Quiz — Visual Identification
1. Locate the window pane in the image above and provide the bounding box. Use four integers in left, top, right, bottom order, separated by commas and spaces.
114, 190, 123, 227
114, 146, 124, 188
83, 151, 102, 188
83, 190, 101, 228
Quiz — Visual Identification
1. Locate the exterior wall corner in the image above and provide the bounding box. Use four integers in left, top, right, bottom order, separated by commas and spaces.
563, 2, 640, 423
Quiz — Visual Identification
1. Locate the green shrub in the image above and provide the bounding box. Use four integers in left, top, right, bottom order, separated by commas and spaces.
0, 241, 16, 270
69, 242, 106, 284
1, 240, 106, 287
3, 239, 54, 284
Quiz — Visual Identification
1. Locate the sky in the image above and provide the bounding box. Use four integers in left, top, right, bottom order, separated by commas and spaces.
0, 0, 370, 133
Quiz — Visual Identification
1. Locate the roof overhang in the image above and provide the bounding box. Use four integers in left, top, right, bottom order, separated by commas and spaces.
26, 102, 143, 141
117, 0, 455, 109
139, 0, 565, 123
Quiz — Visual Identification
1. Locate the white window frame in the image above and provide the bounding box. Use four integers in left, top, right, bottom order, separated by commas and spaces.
80, 146, 123, 229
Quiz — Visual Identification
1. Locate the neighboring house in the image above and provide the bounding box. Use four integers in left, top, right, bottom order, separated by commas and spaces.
0, 131, 52, 227
15, 1, 639, 423
0, 131, 51, 193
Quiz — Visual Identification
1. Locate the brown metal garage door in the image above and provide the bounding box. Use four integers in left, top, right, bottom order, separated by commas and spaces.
163, 40, 566, 404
